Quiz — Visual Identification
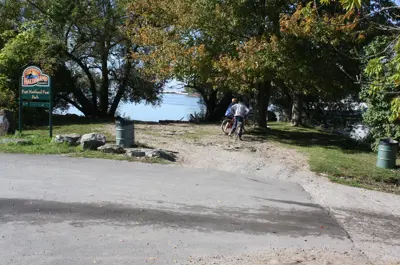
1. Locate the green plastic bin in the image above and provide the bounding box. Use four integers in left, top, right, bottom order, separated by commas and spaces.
376, 138, 399, 169
115, 118, 135, 148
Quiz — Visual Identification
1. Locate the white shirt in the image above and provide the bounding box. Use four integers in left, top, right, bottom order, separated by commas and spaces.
230, 103, 250, 118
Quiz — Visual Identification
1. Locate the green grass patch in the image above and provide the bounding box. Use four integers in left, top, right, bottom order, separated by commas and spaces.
0, 122, 165, 164
0, 135, 78, 155
251, 122, 400, 194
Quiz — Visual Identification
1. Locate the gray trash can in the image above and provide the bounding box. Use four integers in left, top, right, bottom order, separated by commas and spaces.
115, 117, 135, 148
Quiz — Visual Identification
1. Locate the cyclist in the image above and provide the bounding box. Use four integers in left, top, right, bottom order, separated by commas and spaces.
228, 98, 250, 140
224, 97, 237, 119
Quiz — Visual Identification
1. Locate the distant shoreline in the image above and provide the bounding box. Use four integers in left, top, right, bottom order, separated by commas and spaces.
163, 91, 200, 97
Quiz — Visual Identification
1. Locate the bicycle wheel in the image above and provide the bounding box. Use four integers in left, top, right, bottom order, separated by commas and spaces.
221, 119, 232, 135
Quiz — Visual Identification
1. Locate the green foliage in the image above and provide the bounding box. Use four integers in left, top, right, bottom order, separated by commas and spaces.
391, 98, 400, 121
340, 0, 362, 11
126, 0, 369, 127
361, 36, 400, 147
334, 0, 400, 144
0, 0, 163, 118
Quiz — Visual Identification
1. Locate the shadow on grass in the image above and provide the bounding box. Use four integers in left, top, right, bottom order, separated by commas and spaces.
247, 122, 372, 154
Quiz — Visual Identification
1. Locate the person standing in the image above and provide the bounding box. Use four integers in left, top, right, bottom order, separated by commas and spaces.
228, 98, 250, 140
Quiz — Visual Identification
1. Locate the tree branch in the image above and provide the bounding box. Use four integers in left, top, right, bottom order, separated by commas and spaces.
65, 23, 74, 49
108, 44, 134, 116
336, 63, 396, 87
25, 0, 49, 17
66, 51, 98, 109
58, 94, 85, 114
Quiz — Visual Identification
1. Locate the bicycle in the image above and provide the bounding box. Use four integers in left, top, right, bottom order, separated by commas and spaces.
221, 116, 247, 135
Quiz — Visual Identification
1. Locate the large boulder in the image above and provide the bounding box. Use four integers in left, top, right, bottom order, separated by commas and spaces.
80, 133, 106, 150
53, 134, 81, 146
98, 144, 125, 154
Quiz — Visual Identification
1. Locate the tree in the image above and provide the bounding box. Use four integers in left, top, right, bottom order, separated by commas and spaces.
329, 0, 400, 143
361, 15, 400, 122
128, 0, 296, 127
361, 36, 400, 146
276, 4, 362, 126
0, 0, 163, 118
0, 0, 25, 110
125, 0, 236, 122
126, 0, 397, 129
128, 0, 363, 127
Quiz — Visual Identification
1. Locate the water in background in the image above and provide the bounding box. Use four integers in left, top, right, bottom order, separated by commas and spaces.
63, 93, 203, 122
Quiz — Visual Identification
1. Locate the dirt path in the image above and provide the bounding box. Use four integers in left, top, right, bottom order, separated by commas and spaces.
130, 123, 309, 179
107, 123, 400, 265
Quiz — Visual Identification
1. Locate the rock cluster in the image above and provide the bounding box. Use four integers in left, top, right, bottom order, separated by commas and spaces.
53, 133, 176, 161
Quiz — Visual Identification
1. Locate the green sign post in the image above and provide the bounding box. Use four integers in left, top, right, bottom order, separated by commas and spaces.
19, 65, 53, 137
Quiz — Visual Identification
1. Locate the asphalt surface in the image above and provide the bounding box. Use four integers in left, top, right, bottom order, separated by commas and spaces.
0, 154, 384, 264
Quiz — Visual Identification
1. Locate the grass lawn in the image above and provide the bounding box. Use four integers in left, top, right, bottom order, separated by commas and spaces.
262, 122, 400, 194
0, 118, 167, 164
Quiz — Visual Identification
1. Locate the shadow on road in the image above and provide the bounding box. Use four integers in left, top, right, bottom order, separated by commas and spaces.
0, 198, 345, 238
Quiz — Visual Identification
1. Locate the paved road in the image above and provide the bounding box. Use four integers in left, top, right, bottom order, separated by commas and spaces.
0, 154, 376, 264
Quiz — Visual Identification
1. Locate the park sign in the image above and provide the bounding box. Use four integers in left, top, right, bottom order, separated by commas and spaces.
21, 66, 50, 100
19, 65, 53, 137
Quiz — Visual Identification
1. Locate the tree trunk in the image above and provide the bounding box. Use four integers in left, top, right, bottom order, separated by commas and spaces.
66, 52, 98, 114
99, 46, 110, 116
283, 105, 292, 122
56, 63, 97, 117
204, 90, 217, 121
291, 93, 303, 126
256, 82, 270, 128
205, 91, 233, 122
71, 88, 95, 116
186, 83, 234, 122
109, 63, 132, 117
